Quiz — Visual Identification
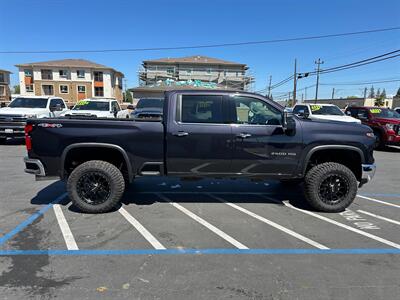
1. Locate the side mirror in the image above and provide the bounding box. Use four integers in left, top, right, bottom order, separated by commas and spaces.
296, 109, 309, 119
50, 104, 62, 112
345, 111, 351, 116
127, 104, 134, 110
282, 108, 296, 134
358, 114, 368, 120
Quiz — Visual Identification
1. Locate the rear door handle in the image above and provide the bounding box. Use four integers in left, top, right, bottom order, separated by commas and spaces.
236, 133, 252, 139
173, 131, 189, 137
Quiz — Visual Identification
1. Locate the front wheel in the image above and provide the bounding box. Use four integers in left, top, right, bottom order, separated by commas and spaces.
304, 162, 357, 212
67, 160, 125, 213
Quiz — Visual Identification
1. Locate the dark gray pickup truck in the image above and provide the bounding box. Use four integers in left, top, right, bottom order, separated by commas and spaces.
24, 90, 376, 213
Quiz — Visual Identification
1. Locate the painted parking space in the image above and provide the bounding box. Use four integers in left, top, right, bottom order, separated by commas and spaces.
1, 188, 400, 256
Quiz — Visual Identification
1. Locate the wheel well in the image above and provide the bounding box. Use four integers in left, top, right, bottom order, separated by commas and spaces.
63, 147, 130, 181
306, 149, 362, 181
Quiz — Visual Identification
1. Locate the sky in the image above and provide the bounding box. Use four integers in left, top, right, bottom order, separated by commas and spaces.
1, 0, 399, 100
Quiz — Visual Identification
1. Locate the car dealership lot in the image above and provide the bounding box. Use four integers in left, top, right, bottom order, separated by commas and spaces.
0, 143, 400, 299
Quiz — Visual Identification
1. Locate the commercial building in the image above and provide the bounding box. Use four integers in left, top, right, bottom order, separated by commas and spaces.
16, 59, 124, 105
0, 69, 11, 103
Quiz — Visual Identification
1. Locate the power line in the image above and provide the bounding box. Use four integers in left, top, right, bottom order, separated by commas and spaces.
1, 27, 400, 54
320, 79, 400, 86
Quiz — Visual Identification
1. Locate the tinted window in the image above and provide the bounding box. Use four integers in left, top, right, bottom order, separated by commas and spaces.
368, 108, 400, 118
73, 101, 110, 111
180, 95, 223, 124
111, 101, 120, 111
233, 96, 281, 125
9, 97, 48, 108
50, 98, 65, 109
136, 98, 163, 109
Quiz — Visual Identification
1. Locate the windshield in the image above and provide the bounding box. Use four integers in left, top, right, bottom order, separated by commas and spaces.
136, 99, 163, 109
369, 108, 400, 118
310, 105, 344, 116
8, 98, 48, 108
72, 101, 110, 111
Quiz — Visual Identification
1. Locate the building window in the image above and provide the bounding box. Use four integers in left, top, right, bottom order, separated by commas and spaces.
59, 69, 68, 78
77, 70, 85, 78
26, 84, 34, 92
42, 85, 54, 95
60, 85, 69, 94
94, 86, 104, 97
167, 68, 174, 75
24, 69, 32, 77
0, 86, 4, 96
41, 69, 53, 80
186, 69, 192, 74
78, 85, 86, 93
94, 71, 103, 82
0, 73, 4, 83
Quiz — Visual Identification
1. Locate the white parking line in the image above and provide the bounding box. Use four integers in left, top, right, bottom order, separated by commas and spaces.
119, 207, 166, 250
208, 194, 329, 250
357, 210, 400, 226
53, 204, 79, 250
282, 201, 400, 249
357, 195, 400, 208
156, 193, 248, 249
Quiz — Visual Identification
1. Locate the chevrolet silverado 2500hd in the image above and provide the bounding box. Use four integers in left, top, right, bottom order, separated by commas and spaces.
24, 90, 376, 213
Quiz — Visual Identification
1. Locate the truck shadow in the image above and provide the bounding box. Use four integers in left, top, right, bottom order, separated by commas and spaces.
376, 146, 400, 153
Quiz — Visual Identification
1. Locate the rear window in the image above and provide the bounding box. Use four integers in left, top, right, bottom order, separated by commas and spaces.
9, 97, 48, 108
310, 105, 344, 116
72, 101, 110, 111
136, 99, 163, 109
179, 95, 224, 124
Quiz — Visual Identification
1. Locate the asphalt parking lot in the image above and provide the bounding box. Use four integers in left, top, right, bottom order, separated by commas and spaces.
0, 141, 399, 300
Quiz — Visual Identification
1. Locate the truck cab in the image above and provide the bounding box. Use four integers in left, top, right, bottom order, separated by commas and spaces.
61, 98, 121, 118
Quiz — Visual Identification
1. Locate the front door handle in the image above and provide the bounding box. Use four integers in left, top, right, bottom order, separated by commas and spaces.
173, 131, 189, 137
236, 133, 252, 139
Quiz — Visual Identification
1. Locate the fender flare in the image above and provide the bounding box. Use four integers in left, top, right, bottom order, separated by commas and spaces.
61, 142, 133, 181
302, 145, 365, 176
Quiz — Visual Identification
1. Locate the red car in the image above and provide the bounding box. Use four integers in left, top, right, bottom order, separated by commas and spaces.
345, 106, 400, 148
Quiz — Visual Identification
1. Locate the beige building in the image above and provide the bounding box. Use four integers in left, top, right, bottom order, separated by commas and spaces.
16, 59, 124, 105
138, 55, 254, 91
0, 69, 11, 102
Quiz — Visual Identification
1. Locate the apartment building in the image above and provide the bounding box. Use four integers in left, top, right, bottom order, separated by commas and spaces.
16, 59, 124, 105
0, 69, 11, 102
138, 55, 254, 91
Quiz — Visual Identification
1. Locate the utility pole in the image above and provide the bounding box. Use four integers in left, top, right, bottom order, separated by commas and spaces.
314, 58, 324, 103
267, 75, 272, 98
331, 88, 335, 99
305, 87, 308, 100
363, 87, 367, 99
293, 59, 297, 106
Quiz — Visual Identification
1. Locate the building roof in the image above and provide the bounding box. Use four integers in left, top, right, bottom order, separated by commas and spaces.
0, 69, 12, 74
15, 59, 124, 76
129, 85, 241, 93
143, 55, 246, 67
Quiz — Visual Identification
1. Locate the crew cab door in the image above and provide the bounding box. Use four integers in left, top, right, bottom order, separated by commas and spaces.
166, 93, 232, 176
228, 94, 302, 176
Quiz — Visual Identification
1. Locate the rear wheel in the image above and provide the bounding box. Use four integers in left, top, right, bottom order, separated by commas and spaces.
67, 160, 125, 213
374, 131, 384, 149
304, 162, 357, 212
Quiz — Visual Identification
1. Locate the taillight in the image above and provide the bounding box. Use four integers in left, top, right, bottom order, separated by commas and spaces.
25, 124, 33, 151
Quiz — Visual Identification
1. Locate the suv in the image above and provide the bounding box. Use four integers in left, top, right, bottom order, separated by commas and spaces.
0, 96, 67, 142
345, 106, 400, 148
293, 103, 360, 123
60, 98, 121, 118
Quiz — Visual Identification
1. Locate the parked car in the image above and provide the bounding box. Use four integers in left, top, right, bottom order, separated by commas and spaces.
24, 90, 376, 214
117, 104, 135, 119
0, 96, 67, 142
131, 98, 163, 120
293, 103, 361, 123
60, 98, 121, 118
345, 106, 400, 148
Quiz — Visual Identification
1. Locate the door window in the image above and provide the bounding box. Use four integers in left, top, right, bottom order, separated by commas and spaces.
179, 95, 224, 124
111, 101, 121, 111
232, 96, 281, 125
50, 98, 66, 109
293, 105, 309, 115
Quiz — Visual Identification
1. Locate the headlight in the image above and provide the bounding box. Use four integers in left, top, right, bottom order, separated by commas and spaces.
386, 123, 395, 130
24, 114, 37, 118
366, 132, 375, 138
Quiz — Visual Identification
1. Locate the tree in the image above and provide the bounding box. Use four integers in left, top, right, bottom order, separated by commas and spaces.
368, 86, 375, 98
381, 88, 386, 99
376, 88, 381, 99
395, 87, 400, 97
124, 91, 133, 103
13, 85, 20, 94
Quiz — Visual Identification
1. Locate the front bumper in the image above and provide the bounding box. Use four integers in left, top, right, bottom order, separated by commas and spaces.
359, 163, 376, 187
0, 122, 26, 138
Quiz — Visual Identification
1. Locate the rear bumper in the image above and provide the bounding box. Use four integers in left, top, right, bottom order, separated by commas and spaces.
24, 157, 46, 176
359, 163, 376, 187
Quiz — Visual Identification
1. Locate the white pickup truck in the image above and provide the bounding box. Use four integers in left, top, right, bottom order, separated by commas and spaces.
60, 98, 122, 118
293, 103, 361, 124
0, 96, 67, 142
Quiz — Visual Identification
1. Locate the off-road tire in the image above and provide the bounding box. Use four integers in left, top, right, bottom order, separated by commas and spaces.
67, 160, 125, 213
374, 131, 385, 150
304, 162, 357, 212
